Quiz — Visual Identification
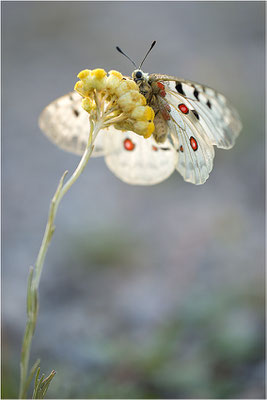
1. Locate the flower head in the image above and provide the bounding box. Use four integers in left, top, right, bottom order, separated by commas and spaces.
74, 68, 154, 138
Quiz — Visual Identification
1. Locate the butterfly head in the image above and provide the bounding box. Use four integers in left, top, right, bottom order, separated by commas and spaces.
132, 69, 149, 84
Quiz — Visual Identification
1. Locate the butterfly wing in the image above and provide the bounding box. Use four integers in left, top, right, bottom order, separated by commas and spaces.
166, 98, 215, 185
39, 91, 106, 157
154, 74, 242, 149
104, 128, 178, 185
39, 91, 178, 185
149, 74, 241, 184
39, 74, 241, 186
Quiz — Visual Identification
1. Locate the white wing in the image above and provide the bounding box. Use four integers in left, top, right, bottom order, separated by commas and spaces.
162, 77, 242, 149
39, 76, 241, 186
165, 95, 215, 185
104, 128, 178, 185
39, 92, 178, 185
151, 76, 242, 184
39, 91, 105, 157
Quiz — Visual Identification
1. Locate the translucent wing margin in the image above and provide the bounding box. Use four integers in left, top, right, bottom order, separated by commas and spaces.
39, 91, 105, 157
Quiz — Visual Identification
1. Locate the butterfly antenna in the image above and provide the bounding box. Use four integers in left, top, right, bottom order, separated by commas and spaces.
116, 46, 137, 68
139, 40, 156, 69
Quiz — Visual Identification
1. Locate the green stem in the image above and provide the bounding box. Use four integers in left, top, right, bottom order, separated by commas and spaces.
19, 120, 101, 399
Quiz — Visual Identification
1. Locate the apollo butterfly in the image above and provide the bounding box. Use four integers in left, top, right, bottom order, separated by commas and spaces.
39, 42, 242, 185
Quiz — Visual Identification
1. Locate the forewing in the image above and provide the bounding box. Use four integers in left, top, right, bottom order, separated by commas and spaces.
104, 128, 178, 185
165, 96, 215, 185
154, 74, 242, 149
39, 91, 105, 157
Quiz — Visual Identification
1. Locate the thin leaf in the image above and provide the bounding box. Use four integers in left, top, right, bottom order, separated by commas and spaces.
22, 359, 40, 399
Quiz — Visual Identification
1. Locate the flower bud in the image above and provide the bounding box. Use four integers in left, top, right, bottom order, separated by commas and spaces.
82, 98, 96, 113
90, 68, 107, 90
118, 91, 146, 112
77, 69, 91, 80
106, 75, 122, 92
114, 80, 138, 97
133, 121, 155, 138
74, 80, 92, 97
131, 106, 154, 121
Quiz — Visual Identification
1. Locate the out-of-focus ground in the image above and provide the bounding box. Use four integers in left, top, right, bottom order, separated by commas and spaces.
2, 2, 265, 399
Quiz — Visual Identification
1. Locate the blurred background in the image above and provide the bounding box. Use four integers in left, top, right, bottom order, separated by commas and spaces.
2, 2, 265, 399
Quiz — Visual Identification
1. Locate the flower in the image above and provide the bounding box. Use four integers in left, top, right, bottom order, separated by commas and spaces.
74, 68, 155, 138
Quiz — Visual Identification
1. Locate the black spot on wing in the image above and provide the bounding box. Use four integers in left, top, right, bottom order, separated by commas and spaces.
192, 109, 200, 120
207, 100, 212, 109
193, 88, 199, 100
160, 147, 171, 151
73, 109, 79, 117
175, 82, 185, 96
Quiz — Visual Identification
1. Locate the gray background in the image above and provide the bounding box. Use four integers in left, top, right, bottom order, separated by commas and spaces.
2, 2, 265, 399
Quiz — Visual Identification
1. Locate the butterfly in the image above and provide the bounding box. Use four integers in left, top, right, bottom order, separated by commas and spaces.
39, 42, 242, 185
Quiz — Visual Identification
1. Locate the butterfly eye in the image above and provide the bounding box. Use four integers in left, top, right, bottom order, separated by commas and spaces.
135, 71, 143, 79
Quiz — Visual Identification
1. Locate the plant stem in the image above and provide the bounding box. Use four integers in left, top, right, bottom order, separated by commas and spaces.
19, 120, 100, 399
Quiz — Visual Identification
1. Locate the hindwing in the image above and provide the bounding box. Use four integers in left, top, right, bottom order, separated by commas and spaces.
39, 91, 106, 157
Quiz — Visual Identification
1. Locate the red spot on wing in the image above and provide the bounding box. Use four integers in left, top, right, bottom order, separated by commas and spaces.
190, 136, 198, 151
179, 145, 184, 152
157, 82, 165, 90
152, 145, 158, 151
157, 82, 166, 97
178, 104, 189, 114
123, 138, 135, 151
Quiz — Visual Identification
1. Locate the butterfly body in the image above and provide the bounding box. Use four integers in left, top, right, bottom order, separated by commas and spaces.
39, 68, 242, 185
133, 70, 172, 143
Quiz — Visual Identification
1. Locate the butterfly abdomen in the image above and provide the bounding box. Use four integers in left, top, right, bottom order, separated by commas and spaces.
153, 112, 169, 143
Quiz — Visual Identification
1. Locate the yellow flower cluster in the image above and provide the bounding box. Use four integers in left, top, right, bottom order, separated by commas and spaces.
74, 69, 155, 138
